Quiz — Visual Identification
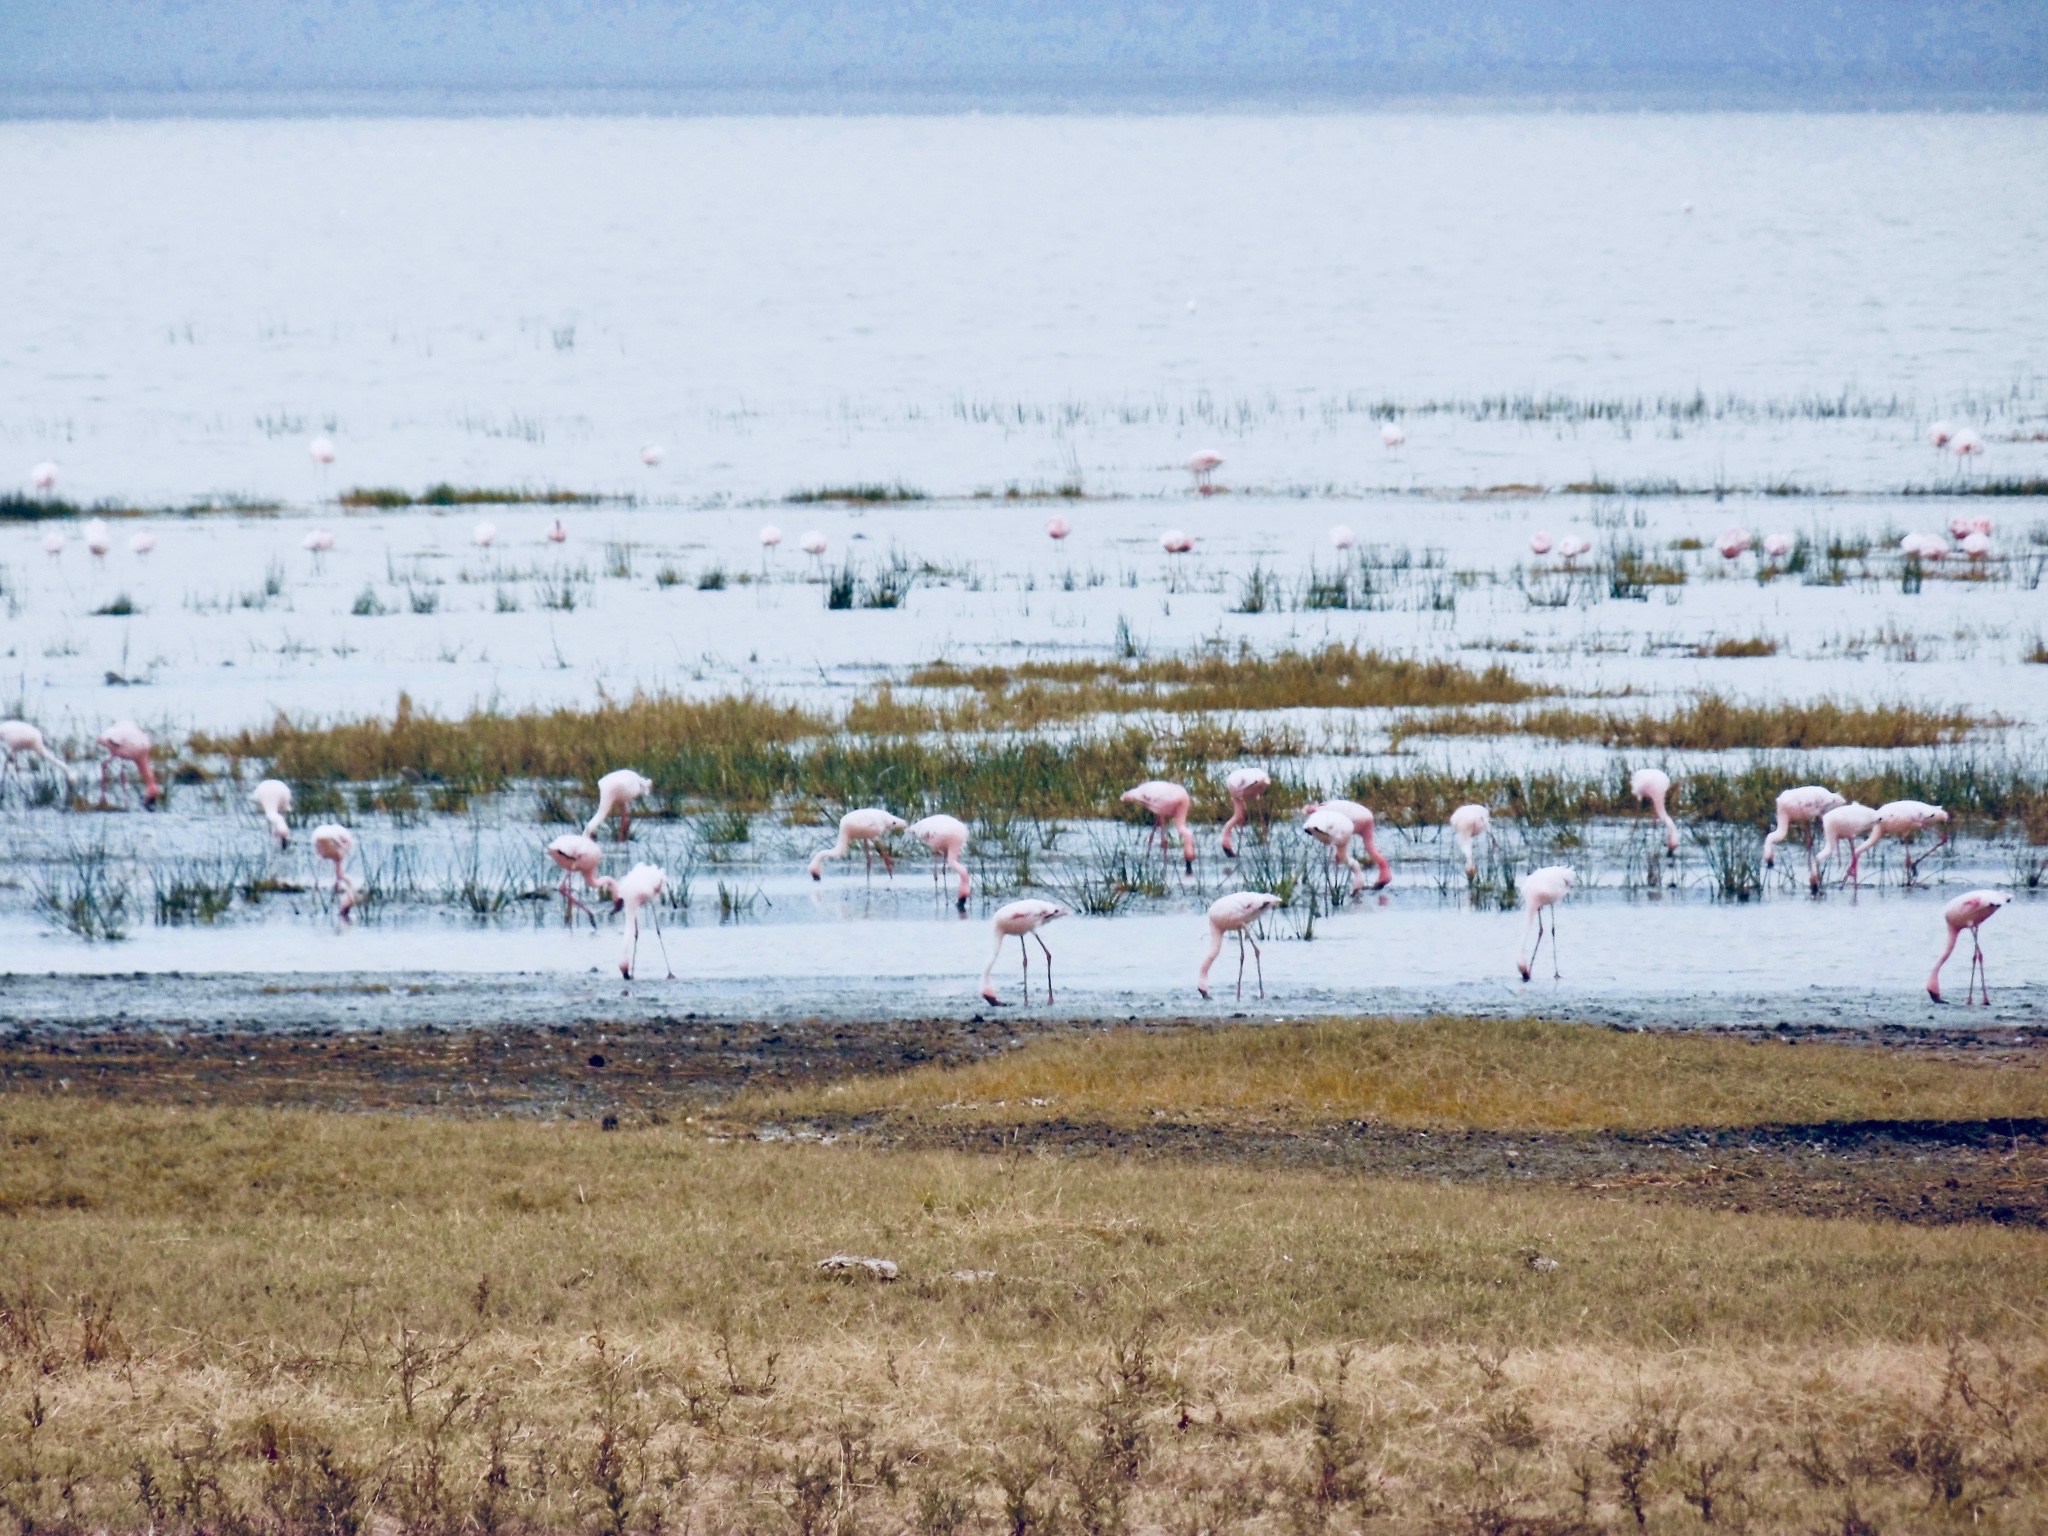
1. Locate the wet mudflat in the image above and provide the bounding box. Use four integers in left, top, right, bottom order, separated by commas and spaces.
4, 1010, 2042, 1229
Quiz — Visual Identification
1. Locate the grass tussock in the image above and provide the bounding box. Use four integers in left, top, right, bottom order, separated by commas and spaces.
785, 482, 928, 503
755, 1016, 2048, 1133
3, 1099, 2048, 1535
338, 484, 602, 508
1392, 693, 1991, 752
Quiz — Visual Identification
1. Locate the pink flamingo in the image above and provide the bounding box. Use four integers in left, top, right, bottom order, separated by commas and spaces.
1160, 529, 1196, 554
760, 525, 783, 551
641, 445, 665, 467
1219, 767, 1272, 857
1188, 451, 1223, 494
547, 519, 568, 544
253, 778, 293, 848
610, 862, 673, 980
1762, 785, 1845, 872
800, 531, 827, 557
1947, 514, 1975, 540
308, 436, 336, 466
1516, 865, 1576, 981
1555, 534, 1591, 565
1, 721, 70, 801
1952, 430, 1984, 458
1927, 421, 1955, 448
1380, 422, 1405, 448
473, 521, 497, 548
1630, 768, 1679, 853
85, 519, 111, 561
585, 769, 653, 842
1961, 531, 1992, 560
1927, 890, 2012, 1005
1449, 803, 1493, 878
545, 832, 606, 926
41, 530, 63, 557
29, 461, 58, 493
810, 807, 907, 882
1715, 527, 1749, 560
980, 898, 1070, 1005
1045, 515, 1072, 540
96, 721, 160, 809
1899, 532, 1948, 561
1853, 801, 1950, 885
1812, 802, 1880, 891
908, 813, 971, 908
1300, 799, 1393, 891
1529, 531, 1553, 556
1122, 780, 1195, 872
310, 824, 361, 921
1198, 891, 1283, 1000
1331, 525, 1356, 550
1762, 531, 1795, 560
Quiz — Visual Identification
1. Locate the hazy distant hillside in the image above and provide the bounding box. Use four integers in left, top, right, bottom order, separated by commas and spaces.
2, 0, 2042, 105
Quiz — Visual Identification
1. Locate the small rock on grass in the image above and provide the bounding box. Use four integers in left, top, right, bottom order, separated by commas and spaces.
817, 1254, 899, 1281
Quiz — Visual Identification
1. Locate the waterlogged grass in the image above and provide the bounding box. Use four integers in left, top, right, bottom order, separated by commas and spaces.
1391, 694, 1992, 752
2, 1098, 2047, 1534
755, 1016, 2048, 1133
338, 484, 604, 508
785, 482, 928, 502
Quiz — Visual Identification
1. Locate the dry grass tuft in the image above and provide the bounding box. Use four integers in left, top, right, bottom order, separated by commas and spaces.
753, 1016, 2048, 1133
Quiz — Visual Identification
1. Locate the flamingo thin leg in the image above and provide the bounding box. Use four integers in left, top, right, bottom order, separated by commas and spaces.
1035, 931, 1054, 1004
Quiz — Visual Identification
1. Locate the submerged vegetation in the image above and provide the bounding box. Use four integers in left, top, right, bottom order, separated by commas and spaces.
337, 484, 604, 507
785, 482, 928, 503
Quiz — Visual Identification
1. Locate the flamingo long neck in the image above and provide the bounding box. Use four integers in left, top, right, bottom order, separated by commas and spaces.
1928, 923, 1962, 997
1197, 923, 1225, 988
947, 848, 970, 900
980, 933, 1009, 994
1220, 797, 1248, 853
1358, 820, 1392, 885
1763, 807, 1792, 853
1518, 903, 1543, 971
1457, 831, 1477, 874
135, 753, 160, 799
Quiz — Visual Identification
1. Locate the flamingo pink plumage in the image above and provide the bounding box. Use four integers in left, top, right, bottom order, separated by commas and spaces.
545, 832, 606, 926
547, 519, 568, 544
908, 814, 972, 908
980, 899, 1069, 1005
1715, 527, 1750, 560
1529, 531, 1553, 556
96, 720, 160, 809
1219, 767, 1272, 858
810, 808, 907, 882
586, 769, 653, 842
1299, 799, 1392, 892
1198, 891, 1283, 1000
1449, 803, 1493, 878
253, 778, 293, 849
1927, 890, 2011, 1005
610, 862, 673, 979
1, 720, 69, 801
310, 823, 360, 921
1380, 422, 1405, 448
1122, 780, 1195, 872
1045, 515, 1072, 540
1188, 451, 1223, 493
1516, 865, 1575, 981
1853, 801, 1950, 885
29, 461, 58, 492
1762, 785, 1845, 872
1812, 802, 1880, 891
1630, 768, 1679, 853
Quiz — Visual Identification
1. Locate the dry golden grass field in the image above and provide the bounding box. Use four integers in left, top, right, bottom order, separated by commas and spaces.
3, 1016, 2046, 1534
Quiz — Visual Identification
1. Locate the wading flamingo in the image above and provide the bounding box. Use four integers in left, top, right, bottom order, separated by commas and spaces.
1300, 799, 1392, 891
760, 525, 782, 551
610, 862, 673, 980
96, 721, 160, 809
1928, 421, 1955, 448
1899, 532, 1947, 561
1952, 430, 1984, 458
1189, 451, 1223, 493
545, 832, 606, 926
1715, 527, 1749, 560
1123, 780, 1195, 872
1812, 802, 1880, 891
547, 519, 568, 544
1160, 529, 1195, 554
641, 445, 665, 467
1, 721, 69, 799
84, 519, 111, 561
308, 436, 335, 466
980, 898, 1070, 1005
1516, 865, 1576, 981
800, 531, 827, 559
1762, 785, 1845, 872
1198, 891, 1283, 1000
129, 530, 156, 557
810, 807, 907, 882
473, 521, 497, 548
908, 813, 972, 908
310, 824, 360, 921
1331, 525, 1356, 550
1220, 767, 1272, 857
302, 529, 335, 570
1928, 890, 2012, 1005
1630, 768, 1679, 853
1529, 531, 1553, 556
29, 461, 57, 493
41, 530, 63, 557
1853, 801, 1950, 885
1555, 534, 1591, 565
1449, 803, 1493, 878
1046, 515, 1072, 540
585, 769, 653, 842
1380, 422, 1405, 448
1762, 532, 1795, 560
1961, 531, 1992, 560
253, 778, 293, 848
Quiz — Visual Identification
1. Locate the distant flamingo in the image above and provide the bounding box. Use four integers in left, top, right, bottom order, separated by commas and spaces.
1046, 515, 1072, 540
547, 519, 568, 544
1330, 525, 1356, 550
41, 530, 63, 557
1715, 527, 1749, 560
1762, 785, 1845, 872
310, 824, 360, 921
610, 863, 673, 980
84, 519, 111, 561
1555, 534, 1591, 565
1927, 421, 1955, 448
1853, 801, 1950, 885
1189, 451, 1223, 494
1301, 799, 1392, 893
1947, 514, 1975, 541
1449, 803, 1493, 877
1516, 865, 1575, 980
1927, 890, 2012, 1005
800, 531, 827, 558
1961, 531, 1992, 560
545, 832, 606, 926
1899, 533, 1948, 561
1969, 515, 1994, 536
1529, 531, 1553, 556
1122, 780, 1195, 872
1198, 891, 1284, 1000
641, 445, 665, 467
473, 521, 497, 547
907, 813, 972, 908
308, 437, 335, 466
980, 899, 1070, 1005
1380, 422, 1405, 448
303, 529, 335, 570
1160, 530, 1195, 554
810, 807, 907, 882
1219, 767, 1272, 857
96, 721, 160, 809
760, 525, 783, 551
29, 461, 57, 493
1952, 430, 1984, 458
1762, 531, 1795, 560
1812, 802, 1880, 891
0, 721, 69, 802
585, 769, 653, 842
1630, 768, 1679, 853
252, 778, 293, 848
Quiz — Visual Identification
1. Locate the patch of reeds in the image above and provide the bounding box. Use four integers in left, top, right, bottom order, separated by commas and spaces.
90, 593, 137, 616
1704, 636, 1778, 657
34, 840, 134, 941
785, 482, 927, 502
338, 484, 602, 507
1390, 694, 1991, 752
